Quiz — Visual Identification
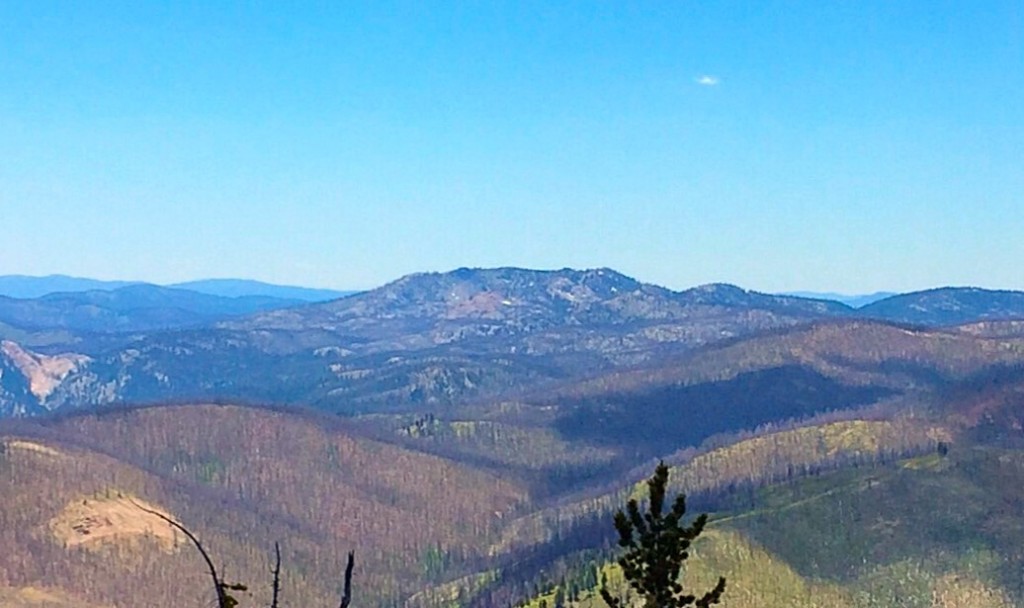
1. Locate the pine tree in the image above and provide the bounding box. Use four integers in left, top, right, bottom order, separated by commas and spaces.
600, 462, 726, 608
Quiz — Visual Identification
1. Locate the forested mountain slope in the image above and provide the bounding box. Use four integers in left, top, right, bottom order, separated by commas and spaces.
0, 404, 526, 607
1, 356, 1022, 607
443, 320, 1024, 467
459, 357, 1024, 608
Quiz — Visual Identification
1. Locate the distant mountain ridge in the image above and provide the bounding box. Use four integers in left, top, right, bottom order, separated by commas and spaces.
6, 272, 1020, 320
1, 266, 1024, 417
228, 267, 849, 332
1, 267, 851, 416
859, 286, 1024, 326
0, 275, 141, 299
168, 278, 355, 302
0, 284, 306, 335
0, 274, 354, 302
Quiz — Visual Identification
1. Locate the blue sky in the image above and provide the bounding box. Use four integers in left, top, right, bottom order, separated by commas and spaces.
2, 2, 1021, 292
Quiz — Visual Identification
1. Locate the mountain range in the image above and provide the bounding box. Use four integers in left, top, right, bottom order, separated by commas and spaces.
0, 284, 305, 334
2, 266, 1024, 606
0, 274, 355, 302
1, 267, 1024, 417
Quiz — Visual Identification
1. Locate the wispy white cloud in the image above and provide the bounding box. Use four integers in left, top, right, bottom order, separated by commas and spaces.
695, 75, 720, 86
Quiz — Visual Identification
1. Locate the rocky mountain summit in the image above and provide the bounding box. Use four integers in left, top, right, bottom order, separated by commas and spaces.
221, 267, 845, 350
0, 268, 841, 416
1, 267, 1023, 417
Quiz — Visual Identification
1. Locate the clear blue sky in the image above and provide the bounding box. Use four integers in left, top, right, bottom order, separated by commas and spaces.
2, 2, 1021, 293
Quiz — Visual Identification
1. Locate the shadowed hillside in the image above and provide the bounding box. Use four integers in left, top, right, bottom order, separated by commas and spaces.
455, 320, 1024, 468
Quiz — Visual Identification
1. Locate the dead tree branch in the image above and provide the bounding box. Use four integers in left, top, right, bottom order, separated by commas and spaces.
129, 499, 237, 608
270, 541, 282, 608
339, 551, 355, 608
130, 499, 354, 608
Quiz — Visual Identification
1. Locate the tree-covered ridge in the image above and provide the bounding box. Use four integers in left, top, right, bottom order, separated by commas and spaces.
549, 321, 1024, 402
860, 287, 1024, 326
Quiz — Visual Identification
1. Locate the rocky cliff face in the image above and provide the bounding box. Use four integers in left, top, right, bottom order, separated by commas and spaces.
0, 341, 92, 416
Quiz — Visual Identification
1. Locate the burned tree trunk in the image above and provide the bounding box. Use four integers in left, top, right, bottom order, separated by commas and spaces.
270, 542, 282, 608
130, 500, 245, 608
339, 551, 355, 608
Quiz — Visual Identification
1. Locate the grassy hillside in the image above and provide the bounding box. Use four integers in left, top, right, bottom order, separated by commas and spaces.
515, 445, 1024, 608
490, 415, 947, 558
0, 585, 107, 608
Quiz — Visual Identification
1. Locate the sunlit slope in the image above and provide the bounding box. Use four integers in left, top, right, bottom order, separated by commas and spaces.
536, 531, 1015, 608
0, 586, 108, 608
519, 447, 1024, 608
491, 416, 947, 556
726, 448, 1024, 586
0, 404, 529, 607
532, 529, 855, 608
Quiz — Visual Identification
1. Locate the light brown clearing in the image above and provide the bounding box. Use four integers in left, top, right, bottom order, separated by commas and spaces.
49, 494, 181, 553
0, 586, 108, 608
4, 440, 63, 459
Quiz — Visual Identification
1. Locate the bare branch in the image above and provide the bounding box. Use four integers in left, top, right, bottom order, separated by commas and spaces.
129, 499, 231, 608
270, 541, 282, 608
